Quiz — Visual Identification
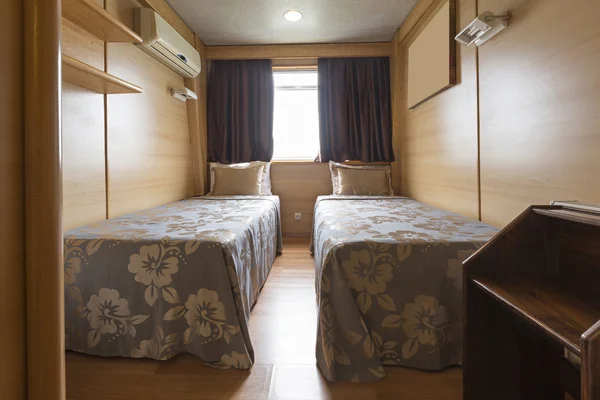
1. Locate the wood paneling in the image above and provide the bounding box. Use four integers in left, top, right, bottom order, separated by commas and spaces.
62, 14, 107, 231
185, 35, 208, 195
270, 163, 333, 237
205, 42, 390, 60
66, 239, 463, 400
62, 18, 105, 70
389, 31, 402, 195
0, 0, 26, 397
62, 0, 143, 43
62, 83, 107, 230
478, 0, 600, 227
105, 0, 194, 217
398, 0, 480, 220
25, 0, 65, 397
62, 0, 200, 227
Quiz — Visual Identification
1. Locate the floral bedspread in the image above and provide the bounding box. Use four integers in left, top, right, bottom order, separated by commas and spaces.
311, 196, 498, 381
64, 196, 282, 369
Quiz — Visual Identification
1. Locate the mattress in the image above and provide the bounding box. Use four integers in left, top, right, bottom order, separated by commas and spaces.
64, 196, 282, 369
311, 196, 499, 381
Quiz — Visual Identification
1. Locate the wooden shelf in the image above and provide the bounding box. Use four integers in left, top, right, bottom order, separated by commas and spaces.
62, 55, 143, 94
62, 0, 143, 43
534, 207, 600, 228
471, 275, 600, 356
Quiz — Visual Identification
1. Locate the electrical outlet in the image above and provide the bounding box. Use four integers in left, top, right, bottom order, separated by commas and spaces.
294, 213, 302, 221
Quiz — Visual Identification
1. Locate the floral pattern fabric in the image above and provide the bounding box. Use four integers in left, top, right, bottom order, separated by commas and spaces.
65, 196, 282, 369
311, 196, 498, 382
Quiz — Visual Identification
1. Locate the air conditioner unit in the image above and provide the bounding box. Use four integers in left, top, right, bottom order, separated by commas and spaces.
134, 8, 201, 78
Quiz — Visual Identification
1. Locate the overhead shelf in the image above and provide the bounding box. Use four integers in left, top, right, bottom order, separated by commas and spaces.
62, 0, 143, 43
62, 55, 143, 94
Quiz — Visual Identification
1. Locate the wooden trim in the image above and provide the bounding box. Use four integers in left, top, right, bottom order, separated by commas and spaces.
582, 320, 600, 400
396, 0, 441, 45
272, 65, 318, 71
62, 55, 143, 94
205, 43, 390, 60
104, 38, 109, 220
62, 0, 142, 43
24, 0, 65, 398
186, 34, 208, 195
475, 0, 481, 221
1, 0, 26, 397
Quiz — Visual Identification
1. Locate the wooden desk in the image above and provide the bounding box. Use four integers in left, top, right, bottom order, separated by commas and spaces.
463, 205, 600, 400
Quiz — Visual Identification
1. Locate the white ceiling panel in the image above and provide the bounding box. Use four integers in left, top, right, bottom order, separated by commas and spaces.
166, 0, 419, 46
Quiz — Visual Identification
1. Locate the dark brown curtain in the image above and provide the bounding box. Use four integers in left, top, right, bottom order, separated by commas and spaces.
207, 59, 274, 163
317, 57, 394, 162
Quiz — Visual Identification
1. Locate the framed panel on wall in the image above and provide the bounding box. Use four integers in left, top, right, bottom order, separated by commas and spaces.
407, 0, 456, 109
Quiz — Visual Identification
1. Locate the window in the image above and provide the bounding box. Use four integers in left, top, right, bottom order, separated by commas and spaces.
272, 70, 319, 160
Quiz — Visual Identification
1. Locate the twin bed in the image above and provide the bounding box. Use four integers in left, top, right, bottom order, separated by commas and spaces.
311, 196, 498, 381
64, 196, 281, 369
63, 162, 499, 382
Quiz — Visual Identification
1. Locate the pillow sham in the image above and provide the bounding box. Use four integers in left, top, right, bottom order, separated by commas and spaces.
329, 161, 394, 196
210, 164, 265, 196
209, 161, 272, 195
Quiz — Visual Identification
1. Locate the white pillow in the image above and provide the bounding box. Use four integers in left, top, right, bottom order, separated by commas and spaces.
209, 162, 272, 195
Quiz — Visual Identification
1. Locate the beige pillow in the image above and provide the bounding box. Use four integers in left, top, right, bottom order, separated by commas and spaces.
210, 164, 264, 195
209, 162, 272, 195
329, 161, 393, 196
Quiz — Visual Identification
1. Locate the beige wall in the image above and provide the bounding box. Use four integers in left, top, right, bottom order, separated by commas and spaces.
62, 0, 205, 229
271, 163, 333, 237
478, 0, 600, 227
394, 0, 600, 227
0, 0, 26, 397
394, 0, 480, 221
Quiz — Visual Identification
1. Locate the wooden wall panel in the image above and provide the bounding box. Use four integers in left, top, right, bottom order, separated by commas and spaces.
271, 163, 333, 237
62, 20, 107, 230
0, 0, 26, 397
479, 0, 600, 227
62, 19, 105, 70
400, 0, 480, 220
62, 83, 107, 230
62, 0, 201, 227
206, 42, 390, 60
105, 1, 193, 217
185, 35, 208, 195
389, 31, 402, 195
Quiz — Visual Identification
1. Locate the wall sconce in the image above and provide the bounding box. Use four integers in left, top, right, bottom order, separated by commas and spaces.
455, 11, 511, 47
170, 87, 198, 102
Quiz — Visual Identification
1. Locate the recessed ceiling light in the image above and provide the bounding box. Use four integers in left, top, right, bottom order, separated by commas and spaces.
284, 10, 303, 22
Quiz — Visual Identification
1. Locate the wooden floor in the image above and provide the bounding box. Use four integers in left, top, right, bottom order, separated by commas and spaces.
66, 238, 462, 399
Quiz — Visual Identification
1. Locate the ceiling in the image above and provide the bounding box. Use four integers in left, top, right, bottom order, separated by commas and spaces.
166, 0, 419, 46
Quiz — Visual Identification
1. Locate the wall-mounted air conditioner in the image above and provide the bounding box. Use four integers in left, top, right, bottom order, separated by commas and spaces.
134, 8, 201, 78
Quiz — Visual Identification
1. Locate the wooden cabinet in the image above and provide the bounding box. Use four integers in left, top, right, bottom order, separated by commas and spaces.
464, 204, 600, 400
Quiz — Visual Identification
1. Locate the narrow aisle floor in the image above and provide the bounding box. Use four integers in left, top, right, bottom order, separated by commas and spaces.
66, 238, 462, 400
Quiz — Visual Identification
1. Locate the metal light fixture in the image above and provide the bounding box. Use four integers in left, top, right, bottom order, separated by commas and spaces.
455, 11, 511, 47
170, 87, 197, 102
